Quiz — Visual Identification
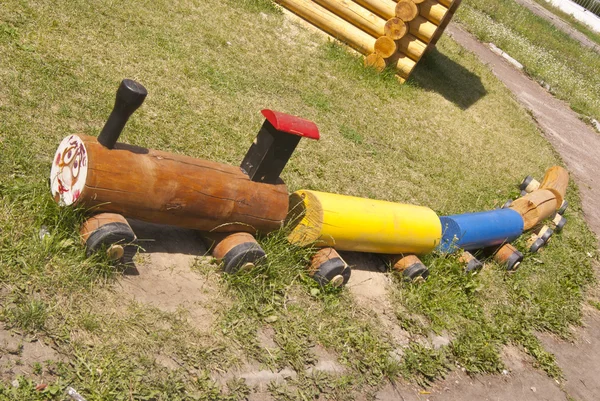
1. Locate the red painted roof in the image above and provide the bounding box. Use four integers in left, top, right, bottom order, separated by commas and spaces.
261, 109, 320, 140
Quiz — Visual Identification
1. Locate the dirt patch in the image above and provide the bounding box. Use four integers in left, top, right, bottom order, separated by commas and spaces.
117, 220, 226, 333
0, 324, 61, 382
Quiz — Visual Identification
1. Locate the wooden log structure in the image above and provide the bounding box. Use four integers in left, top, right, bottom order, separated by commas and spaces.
419, 0, 449, 25
395, 0, 419, 21
286, 190, 442, 254
425, 0, 461, 51
408, 16, 438, 43
275, 0, 415, 78
309, 247, 351, 287
509, 189, 558, 230
354, 0, 398, 20
396, 33, 428, 61
388, 254, 429, 281
312, 0, 390, 38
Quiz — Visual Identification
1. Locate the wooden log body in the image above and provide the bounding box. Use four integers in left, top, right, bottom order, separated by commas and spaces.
309, 247, 350, 287
408, 16, 438, 43
539, 166, 569, 207
313, 0, 388, 38
492, 243, 523, 271
375, 36, 397, 57
437, 0, 453, 7
365, 53, 386, 71
386, 51, 418, 76
287, 190, 442, 254
51, 135, 289, 234
509, 189, 558, 230
419, 0, 449, 25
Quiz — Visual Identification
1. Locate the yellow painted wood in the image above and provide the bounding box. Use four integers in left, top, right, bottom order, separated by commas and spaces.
275, 0, 376, 55
395, 0, 419, 21
384, 17, 409, 40
408, 16, 437, 43
420, 0, 448, 25
313, 0, 387, 38
286, 190, 442, 254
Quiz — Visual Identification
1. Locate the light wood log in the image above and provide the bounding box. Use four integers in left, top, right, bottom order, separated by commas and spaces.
438, 0, 453, 7
375, 36, 397, 57
509, 189, 557, 230
408, 16, 438, 43
395, 0, 419, 21
539, 166, 569, 208
386, 51, 418, 77
396, 33, 427, 61
365, 53, 386, 71
353, 0, 397, 20
276, 0, 377, 55
384, 17, 409, 40
425, 0, 461, 52
313, 0, 388, 38
419, 0, 448, 25
52, 134, 289, 234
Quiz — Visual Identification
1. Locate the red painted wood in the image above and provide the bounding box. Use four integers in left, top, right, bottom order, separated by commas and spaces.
261, 109, 320, 140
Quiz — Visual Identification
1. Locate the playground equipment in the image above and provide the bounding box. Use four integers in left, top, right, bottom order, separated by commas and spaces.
50, 79, 319, 272
274, 0, 462, 82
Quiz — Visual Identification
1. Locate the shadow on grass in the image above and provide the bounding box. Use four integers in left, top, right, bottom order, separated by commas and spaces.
411, 48, 487, 110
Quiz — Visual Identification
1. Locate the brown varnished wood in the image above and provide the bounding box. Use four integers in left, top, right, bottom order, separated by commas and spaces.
77, 136, 289, 234
309, 247, 346, 276
207, 232, 259, 260
79, 213, 130, 243
389, 254, 421, 272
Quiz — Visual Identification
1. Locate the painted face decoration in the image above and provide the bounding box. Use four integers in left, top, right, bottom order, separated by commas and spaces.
50, 135, 88, 206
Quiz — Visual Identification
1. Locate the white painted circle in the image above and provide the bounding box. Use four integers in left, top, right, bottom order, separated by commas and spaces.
330, 275, 344, 287
107, 244, 125, 261
50, 135, 88, 206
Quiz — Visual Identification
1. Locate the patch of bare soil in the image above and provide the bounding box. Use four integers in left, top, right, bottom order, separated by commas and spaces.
0, 323, 61, 383
117, 220, 227, 333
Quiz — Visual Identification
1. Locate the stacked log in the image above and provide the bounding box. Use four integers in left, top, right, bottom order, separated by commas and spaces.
275, 0, 461, 82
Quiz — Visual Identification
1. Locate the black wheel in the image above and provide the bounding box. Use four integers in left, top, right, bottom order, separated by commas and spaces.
222, 242, 266, 274
555, 216, 567, 232
505, 250, 524, 271
403, 262, 429, 281
529, 238, 545, 253
519, 175, 534, 191
85, 222, 136, 261
313, 257, 350, 287
465, 258, 483, 273
558, 200, 569, 215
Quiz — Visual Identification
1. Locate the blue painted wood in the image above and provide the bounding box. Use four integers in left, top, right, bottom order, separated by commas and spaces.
438, 209, 524, 253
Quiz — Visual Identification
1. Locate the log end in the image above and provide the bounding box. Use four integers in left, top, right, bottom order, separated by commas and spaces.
384, 18, 408, 40
50, 135, 89, 206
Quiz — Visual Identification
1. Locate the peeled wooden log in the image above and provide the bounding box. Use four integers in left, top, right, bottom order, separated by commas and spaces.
51, 134, 289, 234
395, 0, 419, 21
389, 254, 429, 281
386, 51, 418, 77
509, 189, 558, 230
80, 213, 136, 260
365, 53, 386, 71
438, 0, 453, 7
408, 16, 438, 43
313, 0, 388, 38
420, 0, 449, 25
492, 243, 523, 271
275, 0, 411, 77
459, 251, 483, 273
287, 190, 442, 254
204, 232, 266, 273
426, 0, 461, 51
396, 34, 428, 61
385, 18, 409, 40
309, 247, 351, 287
539, 166, 569, 208
375, 36, 397, 57
354, 0, 397, 20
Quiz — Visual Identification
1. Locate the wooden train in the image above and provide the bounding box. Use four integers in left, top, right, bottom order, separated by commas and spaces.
50, 79, 569, 287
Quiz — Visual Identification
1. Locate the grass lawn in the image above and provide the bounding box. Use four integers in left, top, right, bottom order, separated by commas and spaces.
0, 0, 598, 399
455, 0, 600, 123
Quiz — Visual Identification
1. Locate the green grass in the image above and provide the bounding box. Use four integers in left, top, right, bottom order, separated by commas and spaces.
0, 0, 598, 399
532, 0, 600, 45
455, 0, 600, 121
